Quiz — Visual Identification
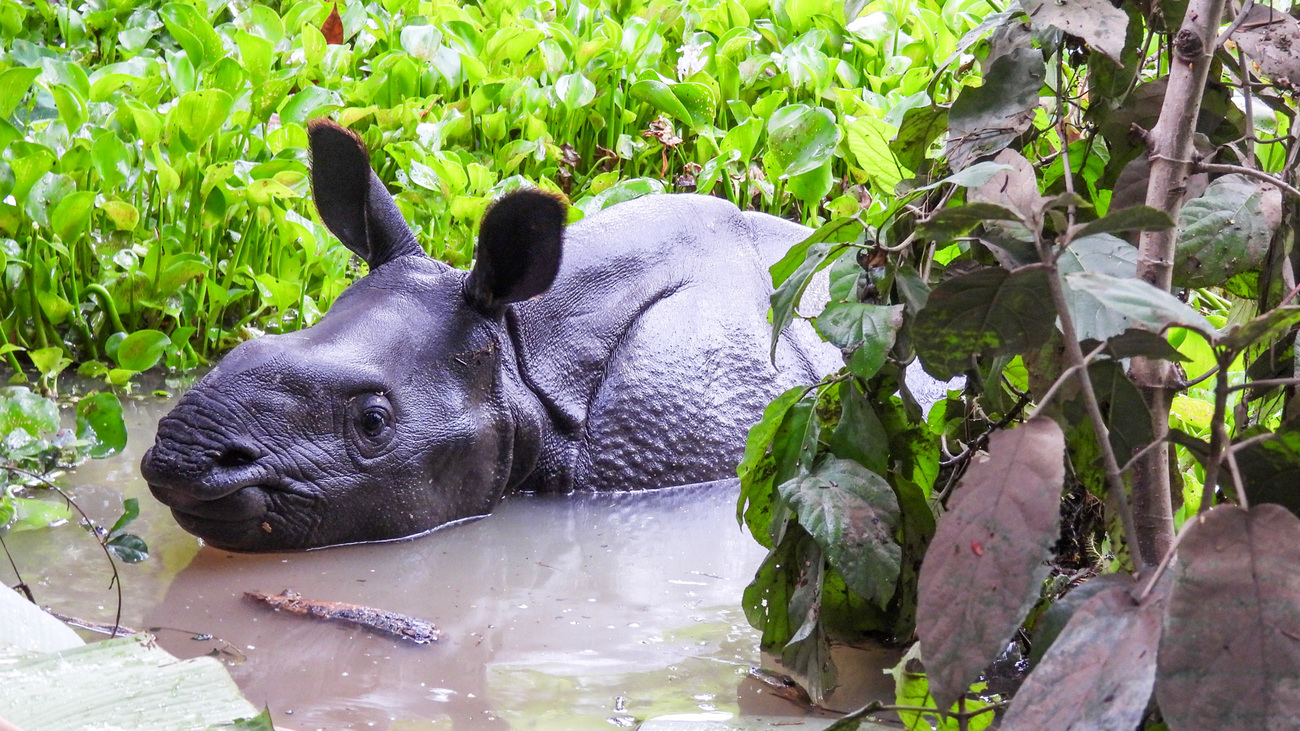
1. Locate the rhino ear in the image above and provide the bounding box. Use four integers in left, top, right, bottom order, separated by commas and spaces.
308, 119, 422, 269
464, 190, 566, 314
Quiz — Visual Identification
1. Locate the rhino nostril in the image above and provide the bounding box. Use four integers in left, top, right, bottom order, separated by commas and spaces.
215, 441, 261, 469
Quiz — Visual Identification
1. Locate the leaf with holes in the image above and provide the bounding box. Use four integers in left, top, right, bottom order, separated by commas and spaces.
913, 267, 1055, 381
779, 458, 901, 609
1002, 583, 1162, 731
1157, 504, 1300, 731
1023, 0, 1131, 63
916, 417, 1065, 712
1174, 174, 1280, 289
1231, 5, 1300, 88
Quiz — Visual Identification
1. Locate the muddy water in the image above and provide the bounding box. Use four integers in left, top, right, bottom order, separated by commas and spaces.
2, 394, 894, 730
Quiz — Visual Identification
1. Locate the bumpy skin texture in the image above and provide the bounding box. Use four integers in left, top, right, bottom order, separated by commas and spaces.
142, 121, 837, 552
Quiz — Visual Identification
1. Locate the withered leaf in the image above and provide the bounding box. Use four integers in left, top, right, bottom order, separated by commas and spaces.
1156, 504, 1300, 731
1231, 5, 1300, 89
1002, 583, 1161, 731
322, 3, 344, 45
916, 417, 1066, 712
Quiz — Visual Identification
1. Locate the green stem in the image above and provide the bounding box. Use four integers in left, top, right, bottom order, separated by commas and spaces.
83, 284, 125, 334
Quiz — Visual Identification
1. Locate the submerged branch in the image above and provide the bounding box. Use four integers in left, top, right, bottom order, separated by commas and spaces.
245, 589, 442, 645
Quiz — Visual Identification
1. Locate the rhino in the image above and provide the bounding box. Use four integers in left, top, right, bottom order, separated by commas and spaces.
141, 119, 839, 552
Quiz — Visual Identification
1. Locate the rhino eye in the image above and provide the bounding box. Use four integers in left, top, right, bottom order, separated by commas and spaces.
351, 393, 394, 453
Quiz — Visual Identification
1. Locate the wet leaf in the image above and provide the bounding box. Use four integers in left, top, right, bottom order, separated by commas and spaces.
322, 3, 344, 45
913, 266, 1055, 380
1002, 583, 1162, 731
113, 329, 171, 371
946, 47, 1045, 171
76, 391, 126, 458
0, 387, 59, 436
766, 104, 840, 178
1157, 504, 1300, 731
108, 497, 140, 535
1231, 5, 1300, 88
916, 417, 1065, 712
1023, 0, 1130, 63
0, 67, 42, 118
106, 532, 148, 563
744, 530, 812, 648
1177, 175, 1280, 290
1065, 272, 1216, 337
779, 458, 901, 609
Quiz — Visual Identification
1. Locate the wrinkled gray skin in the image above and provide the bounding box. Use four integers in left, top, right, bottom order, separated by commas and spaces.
142, 120, 838, 552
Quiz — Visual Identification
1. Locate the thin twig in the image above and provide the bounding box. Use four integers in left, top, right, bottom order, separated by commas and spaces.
0, 533, 33, 602
1193, 162, 1300, 201
1132, 513, 1201, 604
3, 463, 125, 637
1224, 447, 1250, 509
1029, 341, 1110, 418
1199, 363, 1233, 514
1178, 364, 1220, 390
1227, 377, 1300, 393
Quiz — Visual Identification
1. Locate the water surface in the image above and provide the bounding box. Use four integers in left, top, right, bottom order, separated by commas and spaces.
2, 394, 892, 729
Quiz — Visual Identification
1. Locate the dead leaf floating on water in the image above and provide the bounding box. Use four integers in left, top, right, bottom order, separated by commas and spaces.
322, 3, 344, 45
244, 590, 441, 645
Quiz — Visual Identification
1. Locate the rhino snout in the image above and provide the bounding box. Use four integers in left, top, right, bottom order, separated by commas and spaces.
141, 424, 274, 502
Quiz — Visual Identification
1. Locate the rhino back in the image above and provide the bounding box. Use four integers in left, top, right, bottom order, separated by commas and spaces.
510, 194, 837, 491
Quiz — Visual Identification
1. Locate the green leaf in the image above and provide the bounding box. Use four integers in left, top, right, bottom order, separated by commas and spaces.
914, 267, 1056, 380
1064, 272, 1217, 337
279, 86, 342, 125
172, 89, 233, 144
770, 243, 844, 360
0, 66, 41, 118
919, 202, 1022, 242
76, 391, 127, 458
1073, 205, 1174, 239
159, 3, 224, 70
629, 79, 696, 129
779, 458, 902, 609
113, 330, 171, 371
890, 104, 949, 172
554, 73, 596, 110
9, 497, 74, 532
766, 104, 840, 178
0, 387, 59, 436
107, 532, 149, 563
814, 302, 903, 379
846, 116, 912, 193
101, 200, 140, 231
1219, 307, 1300, 354
109, 497, 140, 535
28, 347, 70, 381
50, 190, 95, 244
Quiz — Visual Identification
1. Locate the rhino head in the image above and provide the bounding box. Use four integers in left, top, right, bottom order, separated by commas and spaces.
141, 120, 565, 551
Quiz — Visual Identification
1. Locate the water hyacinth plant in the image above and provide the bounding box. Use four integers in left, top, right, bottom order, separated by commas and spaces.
0, 0, 994, 379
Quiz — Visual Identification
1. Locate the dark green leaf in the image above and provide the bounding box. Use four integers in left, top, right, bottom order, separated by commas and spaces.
913, 266, 1056, 380
106, 533, 149, 563
766, 104, 841, 178
814, 303, 902, 376
1174, 175, 1280, 289
828, 380, 889, 477
890, 105, 948, 172
946, 47, 1046, 170
1235, 427, 1300, 517
1219, 307, 1300, 354
779, 458, 902, 609
919, 202, 1022, 242
1072, 206, 1175, 239
1080, 329, 1190, 362
770, 218, 863, 288
1064, 361, 1153, 463
770, 243, 846, 360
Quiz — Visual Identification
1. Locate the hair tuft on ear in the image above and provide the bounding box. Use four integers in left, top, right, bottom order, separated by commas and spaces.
465, 190, 566, 314
307, 118, 422, 269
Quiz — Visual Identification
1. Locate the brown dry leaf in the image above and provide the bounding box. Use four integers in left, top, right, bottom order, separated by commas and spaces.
1001, 581, 1161, 731
1156, 504, 1300, 731
322, 3, 344, 45
916, 416, 1065, 712
969, 149, 1047, 223
1232, 5, 1300, 90
642, 117, 682, 148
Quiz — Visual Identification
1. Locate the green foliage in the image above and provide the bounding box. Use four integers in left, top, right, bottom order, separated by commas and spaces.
739, 0, 1300, 725
0, 0, 995, 378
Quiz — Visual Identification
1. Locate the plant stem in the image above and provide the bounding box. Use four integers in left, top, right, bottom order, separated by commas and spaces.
1129, 0, 1231, 566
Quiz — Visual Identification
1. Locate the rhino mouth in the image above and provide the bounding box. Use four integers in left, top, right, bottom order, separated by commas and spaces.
148, 476, 319, 550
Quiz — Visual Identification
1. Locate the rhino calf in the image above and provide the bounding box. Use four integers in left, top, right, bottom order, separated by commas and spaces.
142, 120, 838, 551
